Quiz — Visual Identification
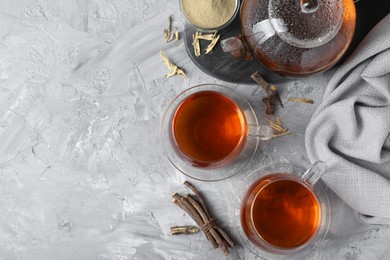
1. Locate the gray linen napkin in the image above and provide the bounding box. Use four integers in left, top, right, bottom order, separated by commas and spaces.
305, 14, 390, 225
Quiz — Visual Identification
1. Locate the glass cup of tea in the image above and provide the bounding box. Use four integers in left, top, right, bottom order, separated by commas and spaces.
235, 162, 330, 258
161, 84, 272, 181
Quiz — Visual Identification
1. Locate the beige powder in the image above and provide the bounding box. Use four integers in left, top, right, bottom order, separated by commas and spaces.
181, 0, 237, 29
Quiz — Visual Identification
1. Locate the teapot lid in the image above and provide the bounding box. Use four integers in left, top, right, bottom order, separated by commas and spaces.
269, 0, 344, 48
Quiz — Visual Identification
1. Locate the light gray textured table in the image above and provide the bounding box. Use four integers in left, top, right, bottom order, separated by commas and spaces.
0, 1, 389, 259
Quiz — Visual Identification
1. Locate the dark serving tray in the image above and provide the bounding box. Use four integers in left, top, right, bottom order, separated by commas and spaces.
183, 0, 390, 84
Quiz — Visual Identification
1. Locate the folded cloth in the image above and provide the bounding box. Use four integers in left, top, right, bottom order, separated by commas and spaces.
305, 14, 390, 225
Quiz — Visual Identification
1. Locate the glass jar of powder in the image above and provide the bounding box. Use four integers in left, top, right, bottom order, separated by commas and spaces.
180, 0, 239, 31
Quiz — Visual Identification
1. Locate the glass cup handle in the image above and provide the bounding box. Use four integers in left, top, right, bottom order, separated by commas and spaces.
248, 125, 273, 140
301, 161, 327, 186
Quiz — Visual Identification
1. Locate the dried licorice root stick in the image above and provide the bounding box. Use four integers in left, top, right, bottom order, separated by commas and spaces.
184, 181, 236, 247
251, 71, 283, 115
172, 193, 218, 248
183, 181, 236, 248
186, 194, 230, 255
170, 226, 199, 235
172, 181, 236, 256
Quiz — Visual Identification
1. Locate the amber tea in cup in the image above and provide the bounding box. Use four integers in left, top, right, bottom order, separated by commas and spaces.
241, 174, 320, 249
161, 84, 272, 181
240, 162, 329, 254
172, 91, 247, 167
170, 88, 272, 169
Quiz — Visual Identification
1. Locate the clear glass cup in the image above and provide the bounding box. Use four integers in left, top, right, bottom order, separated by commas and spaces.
161, 84, 272, 181
233, 162, 331, 258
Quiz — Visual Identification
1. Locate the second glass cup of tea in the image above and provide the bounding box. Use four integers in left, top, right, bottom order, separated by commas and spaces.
237, 162, 330, 258
161, 84, 272, 181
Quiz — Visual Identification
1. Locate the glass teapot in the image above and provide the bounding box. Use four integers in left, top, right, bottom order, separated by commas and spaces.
241, 0, 356, 77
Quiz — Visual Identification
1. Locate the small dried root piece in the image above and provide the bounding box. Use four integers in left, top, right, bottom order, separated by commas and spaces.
196, 32, 215, 41
192, 31, 220, 56
163, 16, 181, 43
251, 72, 283, 115
272, 131, 291, 137
265, 116, 291, 138
287, 97, 314, 104
192, 32, 201, 57
163, 16, 172, 43
170, 226, 200, 235
160, 51, 186, 78
174, 30, 180, 43
172, 181, 236, 256
205, 34, 220, 54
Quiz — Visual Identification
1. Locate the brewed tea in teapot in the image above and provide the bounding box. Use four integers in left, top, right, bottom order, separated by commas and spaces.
241, 0, 356, 76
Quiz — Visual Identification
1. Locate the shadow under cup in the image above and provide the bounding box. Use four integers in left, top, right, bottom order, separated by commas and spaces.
161, 84, 271, 181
